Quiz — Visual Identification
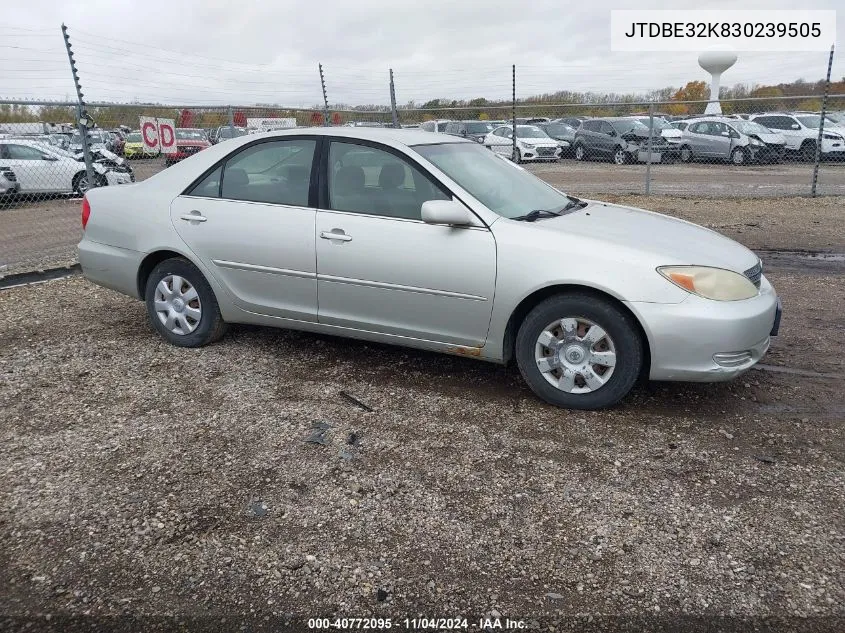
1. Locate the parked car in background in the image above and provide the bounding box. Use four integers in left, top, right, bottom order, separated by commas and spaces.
622, 116, 683, 147
671, 121, 690, 132
420, 120, 450, 133
69, 129, 115, 154
573, 118, 671, 164
123, 131, 160, 159
679, 118, 785, 164
535, 122, 578, 155
515, 117, 551, 125
749, 113, 845, 161
78, 127, 780, 410
109, 131, 125, 156
0, 166, 20, 197
0, 139, 132, 195
555, 116, 587, 129
166, 129, 212, 166
444, 120, 494, 143
210, 126, 248, 144
484, 124, 561, 162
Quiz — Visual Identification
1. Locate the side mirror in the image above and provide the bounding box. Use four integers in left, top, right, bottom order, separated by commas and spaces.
721, 131, 730, 137
421, 199, 472, 226
791, 124, 800, 130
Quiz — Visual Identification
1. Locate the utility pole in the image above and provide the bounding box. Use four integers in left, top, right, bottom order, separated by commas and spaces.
512, 64, 517, 162
319, 63, 330, 126
61, 24, 96, 192
389, 69, 399, 128
811, 44, 835, 197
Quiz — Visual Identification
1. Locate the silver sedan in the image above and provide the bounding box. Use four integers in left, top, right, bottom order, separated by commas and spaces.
78, 127, 781, 409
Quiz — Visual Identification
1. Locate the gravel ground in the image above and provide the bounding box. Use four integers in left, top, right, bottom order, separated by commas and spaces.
1, 209, 844, 631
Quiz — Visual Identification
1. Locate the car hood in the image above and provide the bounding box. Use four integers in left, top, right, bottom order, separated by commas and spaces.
517, 137, 557, 145
534, 200, 759, 272
753, 132, 785, 144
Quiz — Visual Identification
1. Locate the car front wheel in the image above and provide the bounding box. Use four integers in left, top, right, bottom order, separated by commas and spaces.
144, 257, 227, 347
613, 147, 629, 165
515, 293, 644, 409
574, 144, 586, 161
730, 147, 748, 165
680, 145, 693, 163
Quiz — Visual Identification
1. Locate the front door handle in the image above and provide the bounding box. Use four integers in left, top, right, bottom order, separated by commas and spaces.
180, 212, 207, 223
320, 230, 352, 242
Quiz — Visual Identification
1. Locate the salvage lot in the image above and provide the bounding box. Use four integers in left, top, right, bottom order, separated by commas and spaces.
1, 197, 845, 631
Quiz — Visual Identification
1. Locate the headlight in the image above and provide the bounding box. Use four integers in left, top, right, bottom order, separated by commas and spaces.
657, 266, 758, 301
522, 143, 535, 149
823, 132, 843, 140
559, 141, 571, 147
749, 137, 764, 146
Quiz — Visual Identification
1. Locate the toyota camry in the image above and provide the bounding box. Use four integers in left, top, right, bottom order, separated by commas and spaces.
78, 127, 781, 409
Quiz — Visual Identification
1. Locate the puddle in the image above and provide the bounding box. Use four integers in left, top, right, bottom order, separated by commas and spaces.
755, 249, 845, 273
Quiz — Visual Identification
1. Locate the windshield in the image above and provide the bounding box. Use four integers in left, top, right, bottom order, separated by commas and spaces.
731, 121, 773, 136
126, 132, 142, 142
414, 142, 568, 219
436, 122, 449, 132
796, 115, 823, 129
517, 126, 549, 139
635, 117, 672, 131
543, 124, 575, 136
612, 119, 650, 134
465, 122, 492, 134
176, 129, 207, 140
826, 112, 845, 123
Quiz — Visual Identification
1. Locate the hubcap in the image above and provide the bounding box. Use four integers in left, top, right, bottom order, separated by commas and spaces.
614, 151, 625, 164
153, 275, 202, 335
733, 150, 744, 164
534, 317, 617, 394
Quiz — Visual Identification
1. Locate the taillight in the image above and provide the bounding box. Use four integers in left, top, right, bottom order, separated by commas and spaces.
81, 195, 91, 230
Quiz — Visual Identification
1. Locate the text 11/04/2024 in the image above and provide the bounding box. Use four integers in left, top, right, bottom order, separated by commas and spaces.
307, 617, 527, 629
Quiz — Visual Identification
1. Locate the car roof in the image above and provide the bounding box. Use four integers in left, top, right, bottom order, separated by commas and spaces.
250, 126, 474, 146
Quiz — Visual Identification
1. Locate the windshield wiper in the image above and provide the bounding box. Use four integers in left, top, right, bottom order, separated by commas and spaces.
511, 209, 562, 222
560, 196, 589, 212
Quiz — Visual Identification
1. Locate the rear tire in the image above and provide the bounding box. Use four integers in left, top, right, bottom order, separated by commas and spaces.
679, 145, 693, 163
144, 258, 227, 347
515, 293, 643, 410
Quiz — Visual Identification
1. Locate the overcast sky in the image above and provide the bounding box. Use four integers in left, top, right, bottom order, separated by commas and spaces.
1, 0, 842, 108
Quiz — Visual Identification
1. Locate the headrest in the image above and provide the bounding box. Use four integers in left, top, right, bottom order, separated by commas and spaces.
378, 163, 405, 189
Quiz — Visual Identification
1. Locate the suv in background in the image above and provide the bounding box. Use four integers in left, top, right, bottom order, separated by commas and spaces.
420, 120, 450, 133
535, 121, 577, 156
443, 120, 494, 143
573, 118, 671, 164
750, 113, 845, 161
555, 116, 587, 129
210, 126, 248, 144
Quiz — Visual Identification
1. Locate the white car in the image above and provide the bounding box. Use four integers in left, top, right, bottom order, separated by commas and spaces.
420, 119, 451, 133
0, 139, 132, 195
749, 113, 845, 161
484, 125, 561, 162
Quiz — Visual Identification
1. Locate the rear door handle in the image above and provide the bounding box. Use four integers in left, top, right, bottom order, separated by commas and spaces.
320, 230, 352, 242
180, 212, 207, 223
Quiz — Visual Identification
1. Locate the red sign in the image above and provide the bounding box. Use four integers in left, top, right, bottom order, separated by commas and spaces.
310, 112, 324, 125
233, 111, 246, 127
180, 109, 194, 127
331, 112, 341, 125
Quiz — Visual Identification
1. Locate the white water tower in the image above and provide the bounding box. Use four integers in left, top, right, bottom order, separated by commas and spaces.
698, 52, 738, 114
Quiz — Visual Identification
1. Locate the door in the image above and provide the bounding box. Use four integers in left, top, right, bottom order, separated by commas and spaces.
687, 122, 712, 156
597, 122, 617, 156
0, 143, 69, 193
709, 122, 734, 159
170, 137, 319, 321
488, 127, 512, 155
315, 139, 497, 346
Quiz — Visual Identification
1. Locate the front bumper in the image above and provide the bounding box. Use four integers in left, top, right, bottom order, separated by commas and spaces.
626, 275, 779, 382
521, 145, 561, 161
104, 171, 134, 186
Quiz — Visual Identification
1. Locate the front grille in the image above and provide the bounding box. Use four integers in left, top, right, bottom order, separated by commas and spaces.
744, 261, 762, 288
537, 147, 556, 156
1, 169, 17, 182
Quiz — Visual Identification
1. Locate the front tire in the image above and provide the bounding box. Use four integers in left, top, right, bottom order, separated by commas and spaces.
144, 258, 227, 347
515, 294, 643, 410
613, 147, 630, 165
800, 140, 816, 163
730, 147, 748, 165
679, 145, 693, 163
574, 143, 586, 161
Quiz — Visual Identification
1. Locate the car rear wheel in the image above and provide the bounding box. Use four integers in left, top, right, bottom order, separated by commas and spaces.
515, 293, 643, 410
680, 145, 693, 163
574, 144, 586, 161
144, 258, 227, 347
613, 147, 629, 165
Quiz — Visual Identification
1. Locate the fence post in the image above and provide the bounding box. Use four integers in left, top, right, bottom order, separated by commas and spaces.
227, 105, 234, 136
811, 44, 835, 198
645, 102, 654, 195
60, 24, 96, 192
512, 64, 516, 161
389, 69, 399, 128
319, 63, 330, 127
